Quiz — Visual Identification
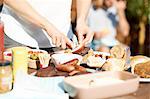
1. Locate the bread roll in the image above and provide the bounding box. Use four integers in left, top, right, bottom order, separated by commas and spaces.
134, 61, 150, 78
28, 59, 38, 69
82, 49, 94, 63
87, 56, 106, 68
130, 55, 150, 68
110, 44, 131, 60
102, 58, 126, 71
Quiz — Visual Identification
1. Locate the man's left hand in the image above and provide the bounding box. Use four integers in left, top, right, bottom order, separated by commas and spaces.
114, 0, 127, 11
76, 22, 94, 47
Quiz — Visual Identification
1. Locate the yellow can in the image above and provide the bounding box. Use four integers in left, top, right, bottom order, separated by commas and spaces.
12, 47, 28, 79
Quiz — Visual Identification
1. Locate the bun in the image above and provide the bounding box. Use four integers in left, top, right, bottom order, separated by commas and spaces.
87, 56, 106, 68
130, 55, 150, 68
110, 44, 131, 60
109, 44, 131, 70
134, 61, 150, 78
102, 58, 126, 71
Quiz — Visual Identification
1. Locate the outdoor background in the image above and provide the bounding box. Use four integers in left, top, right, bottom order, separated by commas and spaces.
126, 0, 150, 57
71, 0, 150, 57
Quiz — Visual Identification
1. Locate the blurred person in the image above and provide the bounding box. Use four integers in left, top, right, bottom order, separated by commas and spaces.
2, 0, 93, 50
88, 0, 129, 52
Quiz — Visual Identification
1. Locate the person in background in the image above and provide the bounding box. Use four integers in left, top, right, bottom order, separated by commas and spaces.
2, 0, 93, 50
88, 0, 129, 52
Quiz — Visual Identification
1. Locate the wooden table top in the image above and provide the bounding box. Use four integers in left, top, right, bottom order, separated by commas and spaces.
109, 83, 150, 99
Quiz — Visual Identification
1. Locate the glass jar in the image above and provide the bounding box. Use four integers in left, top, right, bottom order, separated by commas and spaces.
0, 60, 12, 93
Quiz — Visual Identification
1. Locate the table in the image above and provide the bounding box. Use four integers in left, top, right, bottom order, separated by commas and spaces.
28, 68, 150, 99
109, 83, 150, 99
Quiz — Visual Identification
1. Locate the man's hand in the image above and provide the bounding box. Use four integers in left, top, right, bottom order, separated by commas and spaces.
76, 22, 94, 46
114, 0, 127, 11
45, 23, 74, 49
76, 0, 92, 47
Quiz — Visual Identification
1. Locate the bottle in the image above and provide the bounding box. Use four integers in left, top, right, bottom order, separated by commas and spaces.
12, 47, 28, 81
0, 60, 12, 93
0, 16, 4, 61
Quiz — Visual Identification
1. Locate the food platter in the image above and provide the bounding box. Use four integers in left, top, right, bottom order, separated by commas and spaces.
4, 46, 150, 81
2, 45, 150, 99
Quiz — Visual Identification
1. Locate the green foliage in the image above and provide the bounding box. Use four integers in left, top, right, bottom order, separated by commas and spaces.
126, 0, 149, 21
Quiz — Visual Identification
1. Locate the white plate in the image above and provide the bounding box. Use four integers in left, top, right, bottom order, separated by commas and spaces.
131, 71, 150, 82
139, 78, 150, 82
51, 53, 82, 65
93, 51, 110, 56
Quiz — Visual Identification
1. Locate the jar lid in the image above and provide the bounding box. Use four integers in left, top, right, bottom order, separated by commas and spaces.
0, 60, 11, 66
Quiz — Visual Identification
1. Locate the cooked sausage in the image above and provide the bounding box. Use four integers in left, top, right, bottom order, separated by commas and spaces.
69, 70, 80, 76
63, 58, 79, 65
56, 64, 75, 72
73, 47, 90, 56
74, 65, 86, 72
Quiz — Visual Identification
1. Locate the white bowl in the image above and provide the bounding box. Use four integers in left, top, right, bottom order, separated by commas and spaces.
64, 71, 139, 99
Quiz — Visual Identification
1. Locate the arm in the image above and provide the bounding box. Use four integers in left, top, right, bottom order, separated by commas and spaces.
117, 9, 130, 37
4, 0, 73, 48
76, 0, 93, 46
0, 0, 3, 5
4, 0, 49, 30
0, 0, 3, 12
76, 0, 91, 24
115, 0, 130, 37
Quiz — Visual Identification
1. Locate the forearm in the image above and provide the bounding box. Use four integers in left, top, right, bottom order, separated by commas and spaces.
117, 10, 130, 37
76, 0, 91, 24
4, 0, 73, 48
4, 0, 50, 31
0, 0, 3, 12
0, 0, 3, 5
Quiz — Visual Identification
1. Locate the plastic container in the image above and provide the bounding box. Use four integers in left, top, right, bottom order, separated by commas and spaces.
64, 71, 139, 99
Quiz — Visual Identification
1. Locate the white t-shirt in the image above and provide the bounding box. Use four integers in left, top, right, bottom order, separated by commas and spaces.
88, 6, 119, 47
2, 0, 72, 48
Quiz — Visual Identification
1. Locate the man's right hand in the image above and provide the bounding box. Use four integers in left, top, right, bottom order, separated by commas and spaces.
45, 23, 74, 49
